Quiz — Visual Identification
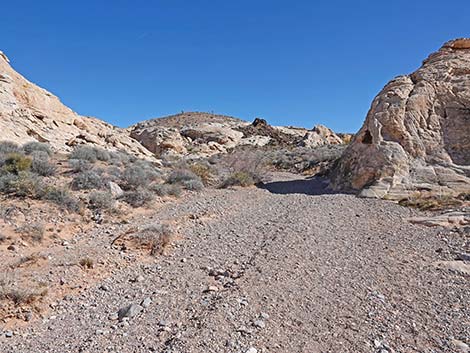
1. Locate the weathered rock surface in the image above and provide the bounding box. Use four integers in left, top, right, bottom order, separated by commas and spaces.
332, 38, 470, 199
0, 51, 155, 159
131, 115, 346, 158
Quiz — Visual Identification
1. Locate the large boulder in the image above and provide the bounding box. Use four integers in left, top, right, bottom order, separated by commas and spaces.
331, 39, 470, 199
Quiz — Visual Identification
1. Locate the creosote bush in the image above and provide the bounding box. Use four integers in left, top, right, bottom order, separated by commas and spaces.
79, 258, 94, 269
0, 172, 45, 198
2, 153, 32, 174
0, 142, 20, 155
69, 159, 92, 173
221, 171, 256, 188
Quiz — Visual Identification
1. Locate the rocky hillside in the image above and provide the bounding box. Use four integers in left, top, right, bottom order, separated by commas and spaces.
332, 38, 470, 199
0, 51, 154, 160
130, 114, 346, 159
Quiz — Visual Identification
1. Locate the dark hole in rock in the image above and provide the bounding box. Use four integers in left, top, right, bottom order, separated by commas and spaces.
361, 130, 373, 144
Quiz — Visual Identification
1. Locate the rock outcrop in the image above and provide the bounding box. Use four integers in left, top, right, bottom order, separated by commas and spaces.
331, 39, 470, 199
0, 50, 155, 159
131, 114, 346, 158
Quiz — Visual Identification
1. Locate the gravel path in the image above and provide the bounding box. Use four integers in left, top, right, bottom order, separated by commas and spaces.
2, 174, 469, 353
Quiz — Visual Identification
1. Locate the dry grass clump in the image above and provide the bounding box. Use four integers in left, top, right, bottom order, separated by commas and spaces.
16, 222, 45, 243
189, 162, 214, 185
69, 146, 110, 163
43, 187, 82, 212
166, 167, 204, 191
79, 257, 94, 269
30, 151, 56, 176
134, 224, 174, 256
150, 183, 182, 197
0, 272, 47, 306
399, 192, 465, 211
22, 142, 52, 156
71, 170, 104, 190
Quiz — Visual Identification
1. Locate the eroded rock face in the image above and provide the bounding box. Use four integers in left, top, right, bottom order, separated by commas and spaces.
0, 51, 155, 160
332, 38, 470, 199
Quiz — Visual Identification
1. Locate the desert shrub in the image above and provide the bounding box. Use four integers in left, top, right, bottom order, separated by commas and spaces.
150, 183, 182, 197
71, 170, 104, 190
94, 147, 111, 162
0, 273, 47, 305
0, 172, 45, 198
22, 142, 52, 156
135, 223, 174, 256
167, 168, 201, 184
0, 142, 21, 156
89, 191, 115, 210
2, 153, 32, 174
79, 258, 94, 269
120, 188, 153, 207
30, 151, 56, 176
190, 162, 214, 185
182, 179, 204, 191
69, 146, 98, 163
120, 166, 149, 190
221, 171, 256, 188
42, 187, 81, 212
68, 159, 92, 173
16, 222, 45, 243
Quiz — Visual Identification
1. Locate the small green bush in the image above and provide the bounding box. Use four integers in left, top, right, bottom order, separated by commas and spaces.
2, 153, 32, 174
22, 142, 52, 156
71, 170, 104, 190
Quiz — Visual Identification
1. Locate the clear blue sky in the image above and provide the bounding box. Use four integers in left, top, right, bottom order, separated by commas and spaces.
2, 0, 469, 132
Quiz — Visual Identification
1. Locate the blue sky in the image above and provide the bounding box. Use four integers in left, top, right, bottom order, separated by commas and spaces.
2, 0, 469, 132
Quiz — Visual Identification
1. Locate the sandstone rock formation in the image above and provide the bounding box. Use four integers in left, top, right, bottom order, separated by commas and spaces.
0, 50, 154, 159
131, 114, 346, 158
332, 38, 470, 199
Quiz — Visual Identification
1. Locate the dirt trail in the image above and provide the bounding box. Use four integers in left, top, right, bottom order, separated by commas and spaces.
2, 174, 469, 353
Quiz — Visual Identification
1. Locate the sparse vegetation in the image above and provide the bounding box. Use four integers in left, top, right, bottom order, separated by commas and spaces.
71, 170, 104, 190
43, 187, 82, 212
89, 191, 115, 210
16, 223, 45, 243
0, 272, 48, 305
22, 142, 52, 156
399, 192, 465, 211
1, 153, 32, 174
150, 183, 182, 197
0, 172, 45, 198
30, 151, 56, 176
69, 159, 93, 173
134, 223, 174, 256
0, 141, 20, 155
120, 188, 153, 207
79, 258, 94, 269
221, 171, 256, 188
189, 162, 214, 185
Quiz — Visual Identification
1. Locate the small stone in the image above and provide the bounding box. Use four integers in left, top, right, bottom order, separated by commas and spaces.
260, 312, 270, 319
141, 297, 152, 308
158, 320, 168, 327
246, 348, 257, 353
181, 258, 187, 263
204, 285, 219, 292
452, 339, 470, 353
99, 284, 110, 291
5, 330, 13, 338
108, 313, 119, 321
254, 320, 265, 329
132, 275, 145, 283
457, 253, 470, 262
117, 304, 143, 321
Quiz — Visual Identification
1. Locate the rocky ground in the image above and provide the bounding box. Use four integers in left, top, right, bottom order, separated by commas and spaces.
1, 173, 468, 353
